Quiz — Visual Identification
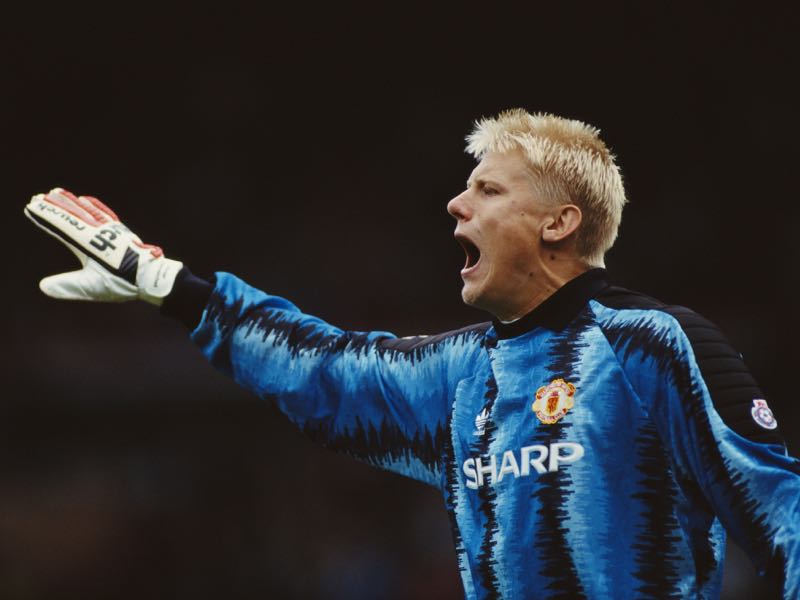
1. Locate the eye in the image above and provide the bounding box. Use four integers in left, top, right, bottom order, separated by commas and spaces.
482, 186, 499, 196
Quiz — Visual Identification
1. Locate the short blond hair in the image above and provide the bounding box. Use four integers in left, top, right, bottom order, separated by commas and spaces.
466, 109, 627, 267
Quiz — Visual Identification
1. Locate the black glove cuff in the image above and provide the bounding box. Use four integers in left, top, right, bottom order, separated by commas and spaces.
160, 266, 214, 330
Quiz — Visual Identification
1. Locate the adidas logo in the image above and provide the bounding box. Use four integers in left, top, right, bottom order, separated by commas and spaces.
474, 408, 490, 436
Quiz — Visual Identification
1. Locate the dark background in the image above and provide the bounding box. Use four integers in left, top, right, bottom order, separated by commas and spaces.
1, 3, 797, 598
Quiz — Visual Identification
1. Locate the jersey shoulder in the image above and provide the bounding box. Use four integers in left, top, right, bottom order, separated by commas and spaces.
593, 284, 715, 334
377, 322, 491, 355
592, 285, 784, 446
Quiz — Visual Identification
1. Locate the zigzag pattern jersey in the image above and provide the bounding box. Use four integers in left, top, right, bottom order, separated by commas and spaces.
165, 268, 800, 599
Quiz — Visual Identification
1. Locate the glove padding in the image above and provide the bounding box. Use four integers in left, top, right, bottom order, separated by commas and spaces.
24, 188, 183, 305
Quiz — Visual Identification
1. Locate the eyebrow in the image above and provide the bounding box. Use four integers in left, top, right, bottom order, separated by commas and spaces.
466, 176, 501, 189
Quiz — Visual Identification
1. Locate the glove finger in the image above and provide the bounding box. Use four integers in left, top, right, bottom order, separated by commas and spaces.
24, 204, 89, 266
39, 261, 137, 302
39, 269, 107, 301
26, 193, 133, 272
25, 192, 98, 245
77, 195, 121, 223
75, 194, 142, 246
44, 188, 106, 227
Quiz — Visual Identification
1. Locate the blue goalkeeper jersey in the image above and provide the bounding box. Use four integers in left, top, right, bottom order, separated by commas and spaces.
167, 268, 800, 599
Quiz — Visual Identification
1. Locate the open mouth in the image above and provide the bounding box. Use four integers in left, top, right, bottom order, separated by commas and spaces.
455, 234, 481, 272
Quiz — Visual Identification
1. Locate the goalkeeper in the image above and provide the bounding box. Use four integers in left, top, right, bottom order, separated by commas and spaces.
25, 110, 800, 599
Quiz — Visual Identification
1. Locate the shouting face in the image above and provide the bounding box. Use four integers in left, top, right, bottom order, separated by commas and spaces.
447, 150, 565, 321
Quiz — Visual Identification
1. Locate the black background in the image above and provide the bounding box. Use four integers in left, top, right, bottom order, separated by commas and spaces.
1, 3, 798, 598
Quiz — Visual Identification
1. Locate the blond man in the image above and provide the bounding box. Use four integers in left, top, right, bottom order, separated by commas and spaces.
26, 109, 800, 598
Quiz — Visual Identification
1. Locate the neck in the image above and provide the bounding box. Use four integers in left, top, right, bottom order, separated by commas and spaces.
491, 268, 609, 338
497, 259, 591, 322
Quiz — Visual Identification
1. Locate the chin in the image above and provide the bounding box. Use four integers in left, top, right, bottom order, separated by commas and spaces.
460, 284, 477, 306
460, 283, 488, 312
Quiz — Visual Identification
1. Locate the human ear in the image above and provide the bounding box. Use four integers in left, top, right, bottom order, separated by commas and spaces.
542, 205, 582, 243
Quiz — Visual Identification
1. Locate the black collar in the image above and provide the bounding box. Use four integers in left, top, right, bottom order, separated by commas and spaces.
492, 268, 609, 339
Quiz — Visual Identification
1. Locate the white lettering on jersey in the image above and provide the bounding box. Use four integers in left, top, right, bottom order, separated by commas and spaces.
521, 444, 548, 475
463, 442, 585, 489
497, 450, 520, 482
549, 442, 584, 472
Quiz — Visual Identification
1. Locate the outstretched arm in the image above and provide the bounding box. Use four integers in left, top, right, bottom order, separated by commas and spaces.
26, 189, 482, 488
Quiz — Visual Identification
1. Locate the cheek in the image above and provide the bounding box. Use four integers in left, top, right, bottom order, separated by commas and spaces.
497, 224, 539, 264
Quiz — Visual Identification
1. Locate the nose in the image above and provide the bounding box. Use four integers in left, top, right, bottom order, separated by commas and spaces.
447, 190, 471, 221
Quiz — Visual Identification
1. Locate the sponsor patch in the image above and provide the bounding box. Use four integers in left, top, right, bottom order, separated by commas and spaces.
462, 442, 585, 489
532, 378, 575, 425
751, 398, 778, 430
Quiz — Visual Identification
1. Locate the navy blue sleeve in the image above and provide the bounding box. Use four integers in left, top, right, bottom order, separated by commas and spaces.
160, 267, 213, 328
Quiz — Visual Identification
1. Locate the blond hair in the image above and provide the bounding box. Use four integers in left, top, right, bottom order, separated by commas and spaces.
466, 109, 627, 267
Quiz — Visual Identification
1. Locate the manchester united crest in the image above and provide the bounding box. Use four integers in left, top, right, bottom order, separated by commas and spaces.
532, 378, 576, 425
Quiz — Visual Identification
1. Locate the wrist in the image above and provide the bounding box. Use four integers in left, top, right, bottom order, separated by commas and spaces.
137, 257, 184, 306
160, 267, 214, 328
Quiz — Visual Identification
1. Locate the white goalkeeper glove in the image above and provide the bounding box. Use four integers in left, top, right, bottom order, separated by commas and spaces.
24, 188, 183, 305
